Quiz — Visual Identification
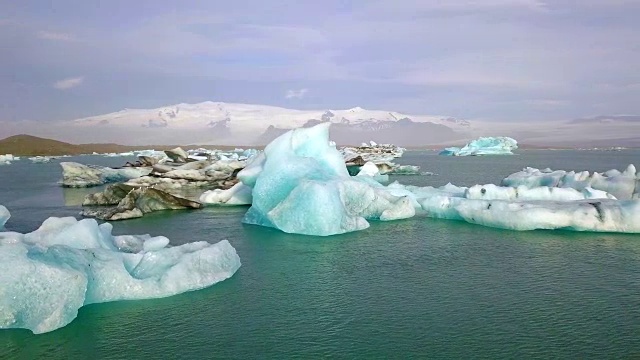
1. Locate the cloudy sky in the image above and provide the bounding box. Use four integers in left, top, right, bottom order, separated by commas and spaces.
2, 0, 639, 123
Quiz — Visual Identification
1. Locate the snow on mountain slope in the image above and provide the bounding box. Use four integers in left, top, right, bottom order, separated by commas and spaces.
67, 101, 472, 145
72, 102, 469, 132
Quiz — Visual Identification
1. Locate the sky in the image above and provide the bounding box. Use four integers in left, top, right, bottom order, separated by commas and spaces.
1, 0, 640, 123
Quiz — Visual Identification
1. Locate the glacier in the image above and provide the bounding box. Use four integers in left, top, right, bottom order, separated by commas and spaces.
0, 207, 241, 334
440, 136, 518, 156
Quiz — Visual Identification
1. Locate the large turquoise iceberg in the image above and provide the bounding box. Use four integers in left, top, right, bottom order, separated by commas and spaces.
0, 208, 240, 334
237, 123, 415, 236
439, 136, 518, 156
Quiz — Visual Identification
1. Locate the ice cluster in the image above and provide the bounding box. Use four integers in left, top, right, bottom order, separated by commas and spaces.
502, 165, 640, 200
439, 136, 518, 156
228, 123, 640, 235
0, 154, 18, 165
0, 208, 240, 334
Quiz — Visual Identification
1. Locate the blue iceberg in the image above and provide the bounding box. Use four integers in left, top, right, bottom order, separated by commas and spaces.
0, 208, 241, 334
0, 205, 9, 229
439, 136, 518, 156
237, 123, 415, 236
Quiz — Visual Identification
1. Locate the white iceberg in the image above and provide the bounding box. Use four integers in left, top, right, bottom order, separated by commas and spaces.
501, 165, 640, 200
418, 196, 640, 232
200, 183, 253, 206
237, 123, 414, 236
356, 161, 389, 184
29, 156, 54, 163
0, 154, 17, 165
0, 207, 241, 334
439, 137, 518, 156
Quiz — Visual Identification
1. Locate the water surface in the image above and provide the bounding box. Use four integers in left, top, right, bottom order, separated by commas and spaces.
1, 151, 639, 358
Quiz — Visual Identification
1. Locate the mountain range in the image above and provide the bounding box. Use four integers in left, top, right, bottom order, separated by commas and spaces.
69, 102, 472, 146
1, 102, 639, 147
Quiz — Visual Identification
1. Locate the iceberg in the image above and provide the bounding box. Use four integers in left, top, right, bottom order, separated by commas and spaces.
0, 205, 9, 229
237, 123, 414, 236
341, 142, 404, 163
199, 183, 253, 206
502, 165, 640, 200
439, 137, 518, 156
60, 162, 152, 187
29, 156, 54, 163
356, 161, 389, 184
232, 123, 640, 235
0, 154, 17, 165
0, 207, 240, 334
82, 186, 202, 221
418, 196, 640, 232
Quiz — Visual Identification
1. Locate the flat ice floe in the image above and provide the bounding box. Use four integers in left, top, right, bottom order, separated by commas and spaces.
0, 207, 241, 334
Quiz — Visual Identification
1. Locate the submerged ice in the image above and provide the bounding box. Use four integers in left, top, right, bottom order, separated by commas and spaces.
0, 207, 241, 334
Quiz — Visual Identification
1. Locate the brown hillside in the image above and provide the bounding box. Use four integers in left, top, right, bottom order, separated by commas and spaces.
0, 134, 259, 156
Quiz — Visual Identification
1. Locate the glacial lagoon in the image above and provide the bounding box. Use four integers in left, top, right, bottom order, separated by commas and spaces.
2, 150, 640, 358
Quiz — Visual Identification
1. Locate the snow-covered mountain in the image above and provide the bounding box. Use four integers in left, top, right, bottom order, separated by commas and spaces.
69, 102, 471, 145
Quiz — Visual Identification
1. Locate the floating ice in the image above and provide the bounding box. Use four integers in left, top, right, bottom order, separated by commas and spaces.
0, 154, 17, 165
0, 205, 9, 228
60, 162, 151, 187
388, 165, 422, 175
439, 136, 518, 156
502, 165, 640, 200
237, 123, 414, 236
200, 183, 253, 206
236, 124, 640, 235
418, 196, 640, 232
29, 156, 54, 163
356, 161, 389, 184
0, 207, 240, 334
341, 142, 404, 164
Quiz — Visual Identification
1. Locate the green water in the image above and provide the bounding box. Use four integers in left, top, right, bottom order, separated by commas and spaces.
1, 151, 640, 358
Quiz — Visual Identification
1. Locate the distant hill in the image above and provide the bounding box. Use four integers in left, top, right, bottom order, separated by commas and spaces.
0, 134, 244, 156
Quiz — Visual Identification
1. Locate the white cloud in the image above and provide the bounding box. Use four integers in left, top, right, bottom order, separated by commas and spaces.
285, 88, 308, 99
53, 77, 84, 90
37, 31, 76, 42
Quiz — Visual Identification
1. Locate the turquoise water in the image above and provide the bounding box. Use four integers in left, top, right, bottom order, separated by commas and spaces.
1, 151, 640, 358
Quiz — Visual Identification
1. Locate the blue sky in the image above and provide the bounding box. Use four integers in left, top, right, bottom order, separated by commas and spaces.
1, 0, 639, 122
